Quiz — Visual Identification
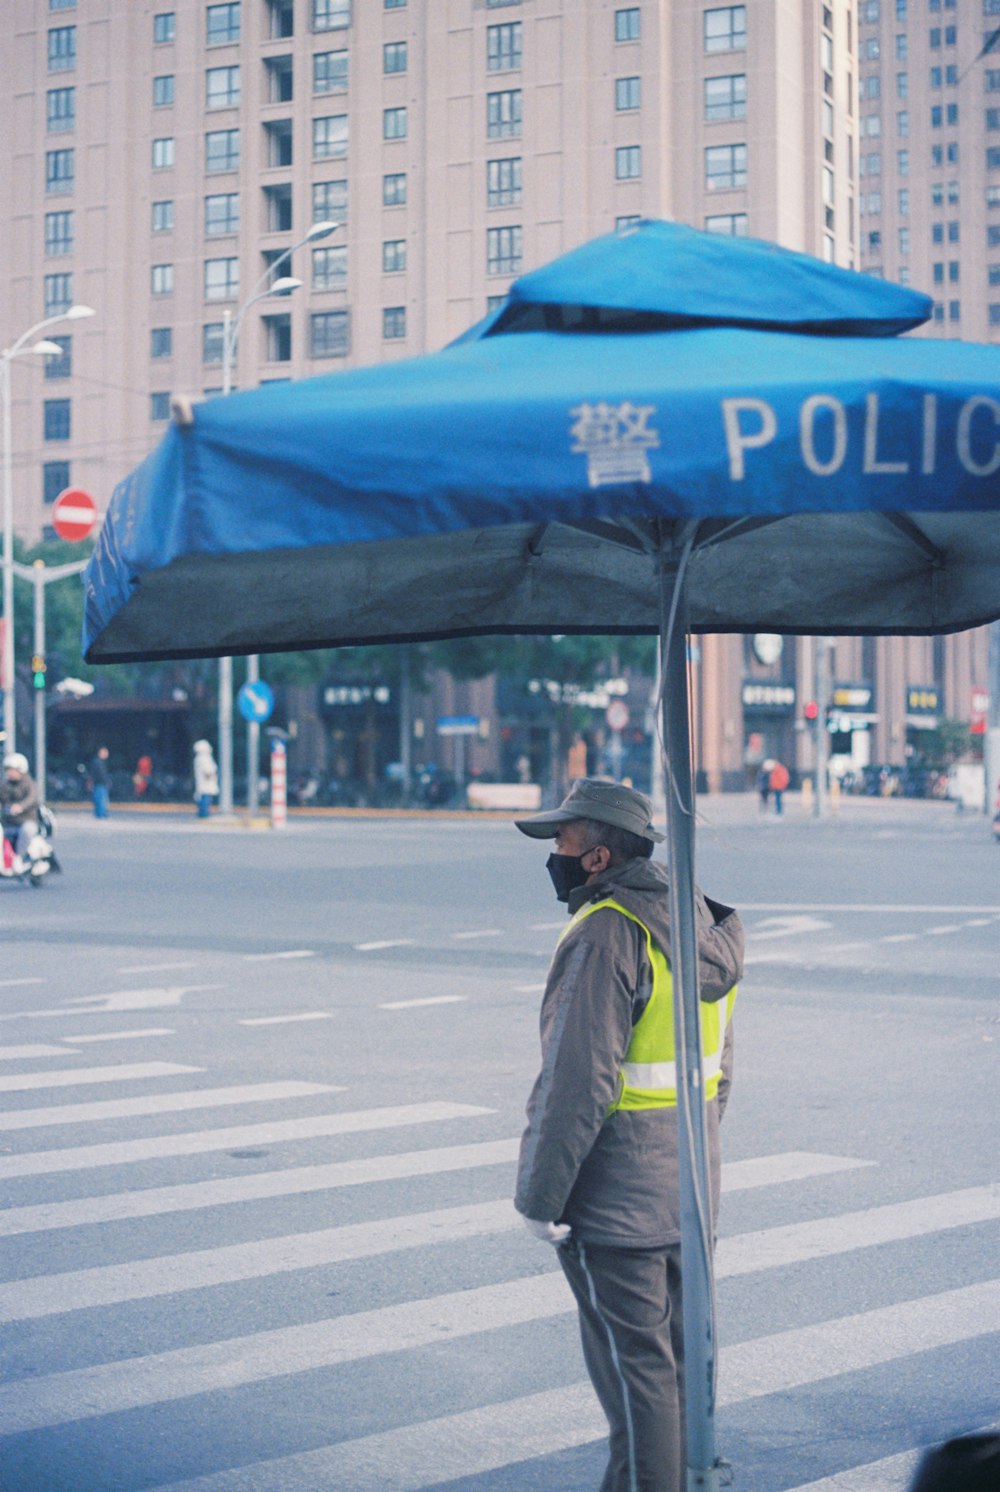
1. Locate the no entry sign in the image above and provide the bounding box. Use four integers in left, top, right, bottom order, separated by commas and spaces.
52, 488, 99, 542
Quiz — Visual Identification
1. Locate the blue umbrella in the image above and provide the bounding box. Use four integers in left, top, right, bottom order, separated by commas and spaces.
83, 220, 1000, 1487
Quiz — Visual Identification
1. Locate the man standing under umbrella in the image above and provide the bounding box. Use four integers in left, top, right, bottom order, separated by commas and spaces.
514, 779, 743, 1492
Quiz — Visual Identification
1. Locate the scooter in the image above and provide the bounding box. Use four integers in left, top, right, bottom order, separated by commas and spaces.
1, 805, 61, 887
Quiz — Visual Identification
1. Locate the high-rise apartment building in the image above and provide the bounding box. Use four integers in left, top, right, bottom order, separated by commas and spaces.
1, 0, 989, 788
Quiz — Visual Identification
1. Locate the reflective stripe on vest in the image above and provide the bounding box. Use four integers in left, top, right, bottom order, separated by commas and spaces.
567, 896, 737, 1111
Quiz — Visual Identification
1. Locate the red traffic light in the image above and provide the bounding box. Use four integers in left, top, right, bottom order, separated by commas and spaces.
803, 700, 819, 720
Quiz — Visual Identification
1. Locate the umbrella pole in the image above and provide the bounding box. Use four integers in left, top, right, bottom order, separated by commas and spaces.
661, 560, 722, 1492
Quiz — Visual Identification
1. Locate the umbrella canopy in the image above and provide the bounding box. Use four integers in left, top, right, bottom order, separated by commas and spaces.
83, 221, 1000, 663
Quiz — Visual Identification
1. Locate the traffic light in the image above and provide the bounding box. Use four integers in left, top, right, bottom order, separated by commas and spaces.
803, 699, 819, 721
31, 654, 46, 690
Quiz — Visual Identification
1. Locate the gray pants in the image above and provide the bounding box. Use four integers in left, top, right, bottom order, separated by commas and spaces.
559, 1240, 685, 1492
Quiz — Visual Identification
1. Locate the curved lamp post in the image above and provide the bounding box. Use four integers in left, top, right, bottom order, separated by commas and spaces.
2, 304, 95, 752
216, 221, 341, 816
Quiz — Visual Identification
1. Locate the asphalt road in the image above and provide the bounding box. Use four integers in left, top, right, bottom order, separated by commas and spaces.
0, 796, 997, 1492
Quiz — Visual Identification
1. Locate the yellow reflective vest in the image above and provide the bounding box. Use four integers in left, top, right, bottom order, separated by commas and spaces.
569, 896, 737, 1111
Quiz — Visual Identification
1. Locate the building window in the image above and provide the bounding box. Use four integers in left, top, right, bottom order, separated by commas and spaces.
314, 50, 348, 93
207, 64, 240, 109
46, 87, 75, 131
266, 0, 294, 38
310, 309, 349, 357
863, 37, 880, 60
263, 314, 292, 362
150, 392, 171, 420
705, 212, 748, 235
486, 224, 522, 274
988, 187, 1000, 207
152, 137, 175, 169
44, 336, 72, 378
989, 225, 1000, 248
487, 156, 522, 207
616, 76, 641, 111
616, 214, 642, 233
948, 300, 960, 322
896, 110, 909, 135
383, 172, 407, 205
48, 25, 76, 70
863, 75, 881, 100
385, 0, 406, 7
153, 75, 175, 108
153, 12, 176, 43
382, 238, 406, 272
705, 142, 747, 190
948, 260, 959, 282
205, 192, 239, 236
704, 6, 746, 53
313, 243, 347, 287
264, 54, 294, 103
487, 89, 522, 138
49, 0, 77, 8
487, 22, 522, 71
151, 327, 172, 359
313, 178, 347, 222
206, 128, 240, 172
264, 182, 293, 232
203, 322, 225, 363
264, 119, 293, 166
44, 272, 72, 313
897, 148, 909, 175
383, 106, 407, 140
204, 257, 239, 300
383, 306, 407, 339
384, 40, 407, 74
44, 399, 71, 441
704, 73, 746, 121
988, 146, 1000, 171
44, 210, 74, 255
895, 33, 907, 59
948, 220, 959, 242
207, 2, 241, 45
615, 8, 640, 42
864, 114, 882, 136
615, 145, 642, 179
314, 114, 348, 158
152, 199, 174, 232
43, 462, 70, 505
313, 0, 350, 31
151, 263, 174, 295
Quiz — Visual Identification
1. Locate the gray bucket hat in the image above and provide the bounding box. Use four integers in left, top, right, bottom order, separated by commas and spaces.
515, 777, 665, 843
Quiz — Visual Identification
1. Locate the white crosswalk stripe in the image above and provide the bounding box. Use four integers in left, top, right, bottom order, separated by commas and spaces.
1, 1049, 996, 1492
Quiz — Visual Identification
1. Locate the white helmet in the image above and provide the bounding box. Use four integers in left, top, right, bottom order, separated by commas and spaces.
3, 753, 29, 774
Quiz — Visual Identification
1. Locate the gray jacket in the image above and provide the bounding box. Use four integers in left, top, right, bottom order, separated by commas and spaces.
515, 857, 744, 1248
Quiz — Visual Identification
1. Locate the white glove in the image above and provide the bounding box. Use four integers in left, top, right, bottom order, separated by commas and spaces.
523, 1216, 571, 1245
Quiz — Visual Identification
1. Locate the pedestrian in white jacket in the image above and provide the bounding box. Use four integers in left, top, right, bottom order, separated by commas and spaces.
193, 739, 219, 819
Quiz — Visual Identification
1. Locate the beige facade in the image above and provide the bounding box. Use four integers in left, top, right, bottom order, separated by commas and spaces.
0, 0, 989, 789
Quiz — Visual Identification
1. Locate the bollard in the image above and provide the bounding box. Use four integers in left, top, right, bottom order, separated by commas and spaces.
830, 776, 841, 814
270, 739, 287, 829
801, 777, 813, 813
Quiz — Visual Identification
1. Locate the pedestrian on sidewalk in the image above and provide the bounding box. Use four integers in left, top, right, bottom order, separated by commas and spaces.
768, 758, 790, 815
756, 761, 772, 811
89, 746, 111, 819
513, 778, 744, 1492
192, 739, 219, 818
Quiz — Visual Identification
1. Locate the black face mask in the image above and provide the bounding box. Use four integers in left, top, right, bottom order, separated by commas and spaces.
546, 852, 592, 903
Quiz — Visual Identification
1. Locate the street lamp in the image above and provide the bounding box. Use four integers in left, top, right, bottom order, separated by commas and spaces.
2, 305, 95, 754
216, 219, 341, 816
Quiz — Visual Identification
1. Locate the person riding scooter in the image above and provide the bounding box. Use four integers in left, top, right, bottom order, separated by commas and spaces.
1, 754, 40, 874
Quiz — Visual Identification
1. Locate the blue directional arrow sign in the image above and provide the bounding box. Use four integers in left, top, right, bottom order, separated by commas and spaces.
237, 679, 274, 723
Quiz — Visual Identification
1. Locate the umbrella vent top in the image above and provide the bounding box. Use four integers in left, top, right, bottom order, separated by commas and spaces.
488, 219, 931, 340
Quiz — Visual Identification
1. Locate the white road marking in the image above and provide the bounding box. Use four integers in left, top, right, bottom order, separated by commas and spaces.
0, 1061, 198, 1093
62, 1028, 176, 1043
926, 923, 964, 936
450, 929, 501, 940
752, 915, 834, 941
513, 983, 547, 993
242, 950, 316, 962
238, 1013, 333, 1026
721, 1151, 874, 1190
964, 917, 997, 928
0, 1044, 76, 1060
879, 933, 919, 943
148, 1282, 1000, 1492
11, 1177, 991, 1327
0, 1081, 336, 1137
787, 1422, 1000, 1492
8, 1278, 997, 1445
380, 996, 467, 1010
0, 1101, 493, 1179
529, 922, 566, 931
0, 1138, 522, 1236
0, 977, 45, 988
354, 939, 415, 951
0, 985, 224, 1021
117, 962, 198, 975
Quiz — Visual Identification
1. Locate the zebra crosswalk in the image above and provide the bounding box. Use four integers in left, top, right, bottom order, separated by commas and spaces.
0, 1049, 996, 1492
